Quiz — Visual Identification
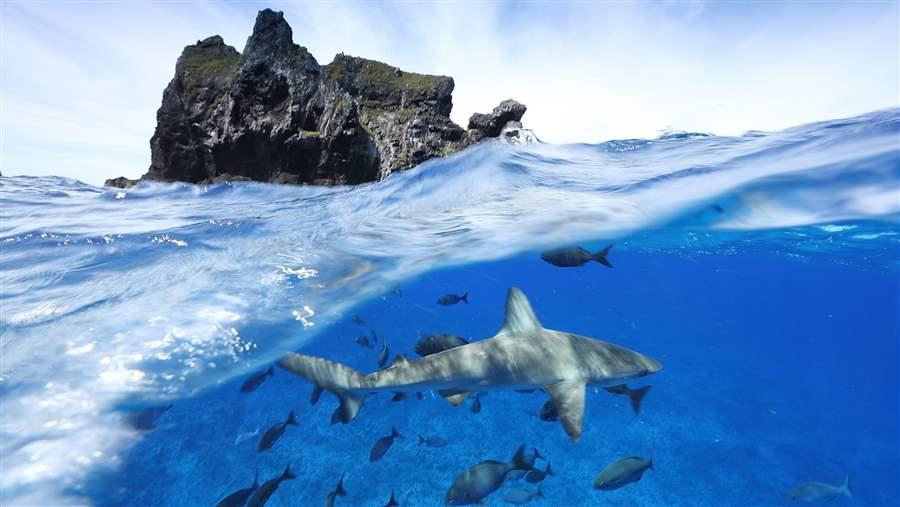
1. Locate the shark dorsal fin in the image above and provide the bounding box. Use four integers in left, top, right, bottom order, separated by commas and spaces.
498, 287, 543, 335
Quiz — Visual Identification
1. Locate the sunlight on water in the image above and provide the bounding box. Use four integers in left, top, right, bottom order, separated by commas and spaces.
0, 109, 898, 505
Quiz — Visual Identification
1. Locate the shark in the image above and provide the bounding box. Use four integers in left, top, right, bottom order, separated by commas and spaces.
278, 287, 662, 442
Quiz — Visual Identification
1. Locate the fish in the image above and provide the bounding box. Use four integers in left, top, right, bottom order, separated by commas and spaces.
540, 244, 613, 268
594, 453, 653, 491
389, 287, 402, 297
470, 395, 482, 414
215, 470, 258, 507
355, 335, 374, 349
391, 392, 407, 402
539, 400, 558, 422
352, 314, 365, 325
603, 384, 652, 414
369, 426, 402, 462
257, 410, 298, 452
525, 463, 553, 483
246, 465, 296, 507
384, 489, 399, 507
124, 403, 173, 431
240, 366, 274, 393
418, 434, 448, 448
508, 448, 543, 481
446, 445, 535, 505
437, 293, 469, 305
278, 287, 663, 442
377, 340, 390, 368
234, 426, 260, 445
310, 385, 324, 405
414, 333, 469, 357
503, 484, 544, 505
325, 473, 346, 507
787, 476, 852, 503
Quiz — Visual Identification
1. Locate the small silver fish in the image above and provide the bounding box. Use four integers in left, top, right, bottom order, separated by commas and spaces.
234, 426, 260, 445
787, 476, 851, 503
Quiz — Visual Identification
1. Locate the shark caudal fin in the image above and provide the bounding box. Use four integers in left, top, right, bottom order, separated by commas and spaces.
278, 353, 366, 424
593, 245, 613, 268
497, 288, 543, 336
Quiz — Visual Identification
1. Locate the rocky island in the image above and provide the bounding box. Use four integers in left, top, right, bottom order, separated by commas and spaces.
107, 9, 527, 188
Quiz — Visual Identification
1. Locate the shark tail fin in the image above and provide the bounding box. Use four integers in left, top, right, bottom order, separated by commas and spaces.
335, 473, 346, 497
546, 463, 554, 476
511, 444, 534, 471
593, 244, 613, 268
461, 292, 469, 304
286, 410, 297, 426
629, 385, 652, 414
278, 353, 366, 424
281, 464, 297, 481
842, 475, 851, 498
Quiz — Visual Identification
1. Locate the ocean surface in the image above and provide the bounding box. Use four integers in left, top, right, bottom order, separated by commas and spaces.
0, 109, 898, 507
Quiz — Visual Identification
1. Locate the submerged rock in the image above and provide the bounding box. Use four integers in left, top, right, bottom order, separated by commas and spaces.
108, 9, 527, 188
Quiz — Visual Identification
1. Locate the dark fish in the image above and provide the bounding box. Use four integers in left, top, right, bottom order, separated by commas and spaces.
369, 426, 402, 462
389, 287, 402, 297
603, 384, 652, 414
508, 448, 543, 481
215, 470, 258, 507
325, 473, 346, 507
594, 453, 653, 491
525, 463, 553, 483
515, 389, 536, 394
391, 392, 407, 402
437, 293, 469, 305
416, 392, 424, 400
355, 335, 373, 349
503, 484, 544, 505
787, 476, 851, 502
540, 245, 613, 268
414, 333, 469, 357
377, 340, 390, 368
240, 366, 274, 393
446, 445, 535, 505
470, 395, 482, 414
124, 403, 172, 431
352, 314, 365, 325
384, 489, 399, 507
418, 434, 448, 448
310, 385, 324, 405
257, 410, 298, 452
246, 465, 296, 507
539, 400, 558, 422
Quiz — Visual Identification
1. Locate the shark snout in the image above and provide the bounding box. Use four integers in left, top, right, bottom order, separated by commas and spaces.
643, 356, 663, 374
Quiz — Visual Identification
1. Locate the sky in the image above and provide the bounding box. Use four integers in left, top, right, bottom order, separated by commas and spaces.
1, 1, 898, 185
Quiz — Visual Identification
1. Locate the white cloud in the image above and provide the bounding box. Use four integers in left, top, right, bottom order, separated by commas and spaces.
1, 1, 897, 185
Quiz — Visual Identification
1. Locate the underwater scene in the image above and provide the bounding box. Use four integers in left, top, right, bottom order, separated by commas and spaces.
1, 109, 898, 506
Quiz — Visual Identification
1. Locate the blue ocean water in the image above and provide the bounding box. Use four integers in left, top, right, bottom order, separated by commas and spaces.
1, 109, 898, 506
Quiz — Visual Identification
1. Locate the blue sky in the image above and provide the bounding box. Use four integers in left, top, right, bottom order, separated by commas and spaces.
1, 1, 897, 185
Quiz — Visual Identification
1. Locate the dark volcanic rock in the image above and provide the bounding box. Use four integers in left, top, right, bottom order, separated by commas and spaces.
467, 99, 527, 141
112, 9, 526, 187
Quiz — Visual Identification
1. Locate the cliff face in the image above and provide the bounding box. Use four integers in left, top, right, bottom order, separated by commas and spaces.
109, 9, 526, 187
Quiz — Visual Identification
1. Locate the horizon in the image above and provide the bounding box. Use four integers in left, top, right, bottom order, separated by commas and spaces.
2, 1, 898, 186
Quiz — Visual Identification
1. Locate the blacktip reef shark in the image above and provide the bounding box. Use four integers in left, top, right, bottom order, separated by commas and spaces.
279, 287, 662, 442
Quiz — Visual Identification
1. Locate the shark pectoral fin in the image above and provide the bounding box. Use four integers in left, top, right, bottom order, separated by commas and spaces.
438, 389, 471, 406
498, 288, 543, 336
544, 380, 586, 442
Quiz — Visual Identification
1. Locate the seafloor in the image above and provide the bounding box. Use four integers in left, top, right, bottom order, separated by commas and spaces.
91, 247, 898, 506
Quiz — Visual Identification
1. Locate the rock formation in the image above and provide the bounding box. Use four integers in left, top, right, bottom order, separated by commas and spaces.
107, 9, 527, 188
